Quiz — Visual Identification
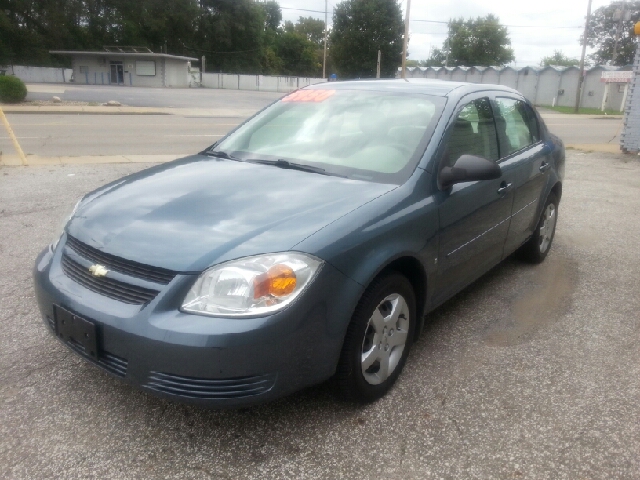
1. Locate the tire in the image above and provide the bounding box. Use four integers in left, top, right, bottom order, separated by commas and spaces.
336, 272, 416, 402
518, 192, 559, 264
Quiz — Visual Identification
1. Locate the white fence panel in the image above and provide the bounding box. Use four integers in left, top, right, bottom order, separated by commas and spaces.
277, 76, 298, 92
220, 74, 239, 90
1, 65, 73, 83
238, 75, 259, 91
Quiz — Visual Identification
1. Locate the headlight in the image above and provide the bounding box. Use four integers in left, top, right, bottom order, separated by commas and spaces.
51, 199, 82, 251
181, 253, 323, 318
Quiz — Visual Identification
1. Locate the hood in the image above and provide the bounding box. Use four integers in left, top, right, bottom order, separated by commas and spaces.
67, 155, 395, 272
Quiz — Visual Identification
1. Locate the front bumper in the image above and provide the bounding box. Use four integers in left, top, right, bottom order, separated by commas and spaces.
33, 237, 363, 407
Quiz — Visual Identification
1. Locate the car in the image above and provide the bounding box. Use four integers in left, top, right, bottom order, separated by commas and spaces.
34, 79, 564, 407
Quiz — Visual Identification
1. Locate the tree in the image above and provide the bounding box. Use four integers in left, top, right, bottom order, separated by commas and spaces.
276, 31, 319, 76
295, 16, 325, 46
430, 14, 514, 67
196, 0, 266, 74
586, 1, 640, 66
0, 0, 328, 77
262, 1, 282, 31
540, 50, 580, 67
330, 0, 404, 78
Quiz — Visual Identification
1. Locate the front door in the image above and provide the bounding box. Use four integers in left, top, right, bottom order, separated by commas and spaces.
110, 62, 124, 85
493, 97, 551, 255
432, 96, 516, 305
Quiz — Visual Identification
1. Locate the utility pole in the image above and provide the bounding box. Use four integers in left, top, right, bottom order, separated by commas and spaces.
574, 0, 593, 113
323, 0, 328, 78
444, 39, 450, 68
376, 50, 381, 78
612, 0, 629, 65
401, 0, 411, 78
444, 23, 451, 67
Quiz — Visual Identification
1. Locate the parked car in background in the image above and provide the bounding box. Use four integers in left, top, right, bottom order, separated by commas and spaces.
34, 79, 564, 407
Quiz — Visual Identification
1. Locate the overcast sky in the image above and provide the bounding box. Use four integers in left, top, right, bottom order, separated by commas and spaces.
278, 0, 613, 67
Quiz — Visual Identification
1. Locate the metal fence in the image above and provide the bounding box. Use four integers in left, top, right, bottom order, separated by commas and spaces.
0, 65, 73, 83
201, 73, 326, 93
621, 47, 640, 152
402, 65, 630, 112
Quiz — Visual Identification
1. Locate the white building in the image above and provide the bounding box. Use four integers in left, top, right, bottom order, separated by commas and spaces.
50, 48, 198, 88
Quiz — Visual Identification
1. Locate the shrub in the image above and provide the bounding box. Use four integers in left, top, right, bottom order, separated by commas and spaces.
0, 75, 27, 103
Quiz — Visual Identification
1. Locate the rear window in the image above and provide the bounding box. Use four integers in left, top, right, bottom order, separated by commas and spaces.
213, 89, 446, 183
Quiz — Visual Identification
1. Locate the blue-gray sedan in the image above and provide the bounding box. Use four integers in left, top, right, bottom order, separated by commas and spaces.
34, 80, 564, 407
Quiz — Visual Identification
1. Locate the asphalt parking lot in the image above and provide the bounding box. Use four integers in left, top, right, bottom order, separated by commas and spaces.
1, 151, 639, 479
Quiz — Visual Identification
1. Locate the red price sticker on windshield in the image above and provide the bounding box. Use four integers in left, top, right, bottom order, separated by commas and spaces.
282, 89, 336, 103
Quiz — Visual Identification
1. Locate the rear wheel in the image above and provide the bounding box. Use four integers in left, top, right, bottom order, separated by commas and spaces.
336, 273, 416, 402
518, 192, 558, 264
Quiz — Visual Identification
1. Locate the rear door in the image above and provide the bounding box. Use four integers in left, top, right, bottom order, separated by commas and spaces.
433, 95, 517, 305
493, 97, 551, 255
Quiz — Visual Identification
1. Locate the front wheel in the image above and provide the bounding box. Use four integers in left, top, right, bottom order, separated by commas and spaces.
518, 192, 559, 264
336, 273, 416, 402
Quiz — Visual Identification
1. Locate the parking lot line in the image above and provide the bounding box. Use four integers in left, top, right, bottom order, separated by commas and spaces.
0, 106, 27, 165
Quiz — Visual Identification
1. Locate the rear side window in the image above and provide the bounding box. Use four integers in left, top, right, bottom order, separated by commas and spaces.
494, 98, 539, 157
442, 97, 499, 169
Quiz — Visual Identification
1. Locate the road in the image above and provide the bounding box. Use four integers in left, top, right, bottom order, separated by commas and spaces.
537, 110, 623, 146
0, 85, 623, 160
1, 114, 240, 156
1, 110, 624, 159
1, 151, 639, 478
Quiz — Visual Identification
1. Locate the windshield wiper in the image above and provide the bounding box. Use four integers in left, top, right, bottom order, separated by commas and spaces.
201, 150, 241, 161
246, 159, 339, 177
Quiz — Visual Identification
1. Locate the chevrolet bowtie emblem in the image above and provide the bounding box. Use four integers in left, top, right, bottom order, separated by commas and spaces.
89, 264, 109, 277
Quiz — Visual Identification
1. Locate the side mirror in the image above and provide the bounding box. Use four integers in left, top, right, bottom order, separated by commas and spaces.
440, 155, 501, 189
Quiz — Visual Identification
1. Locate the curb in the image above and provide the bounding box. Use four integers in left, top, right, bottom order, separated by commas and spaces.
565, 144, 622, 154
0, 154, 188, 166
0, 105, 257, 117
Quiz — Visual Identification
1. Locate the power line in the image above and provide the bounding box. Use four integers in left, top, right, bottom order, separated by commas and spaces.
411, 18, 583, 29
280, 6, 330, 14
181, 43, 261, 55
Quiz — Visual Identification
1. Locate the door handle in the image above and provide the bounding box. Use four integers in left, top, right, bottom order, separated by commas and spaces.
497, 182, 512, 195
539, 161, 551, 173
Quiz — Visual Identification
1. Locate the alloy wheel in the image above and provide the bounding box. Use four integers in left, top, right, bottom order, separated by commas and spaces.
360, 293, 410, 385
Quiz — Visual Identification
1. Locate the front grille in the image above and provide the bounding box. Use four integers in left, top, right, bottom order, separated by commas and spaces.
61, 254, 159, 305
66, 236, 176, 285
66, 339, 128, 378
145, 372, 277, 399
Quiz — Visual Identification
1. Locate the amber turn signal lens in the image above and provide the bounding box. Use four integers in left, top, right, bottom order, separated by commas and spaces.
253, 264, 297, 299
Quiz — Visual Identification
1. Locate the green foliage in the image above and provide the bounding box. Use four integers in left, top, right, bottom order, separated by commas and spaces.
262, 1, 282, 32
276, 31, 319, 76
586, 1, 640, 66
330, 0, 404, 79
0, 76, 28, 103
428, 14, 514, 67
197, 0, 266, 74
540, 50, 580, 68
406, 59, 435, 68
0, 0, 329, 77
295, 17, 326, 46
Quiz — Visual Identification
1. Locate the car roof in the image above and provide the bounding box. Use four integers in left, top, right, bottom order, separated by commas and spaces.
311, 78, 522, 99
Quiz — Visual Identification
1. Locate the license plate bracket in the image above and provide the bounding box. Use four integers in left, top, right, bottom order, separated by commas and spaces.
54, 306, 99, 360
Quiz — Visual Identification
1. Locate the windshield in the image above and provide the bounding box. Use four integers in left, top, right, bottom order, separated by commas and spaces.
212, 88, 446, 183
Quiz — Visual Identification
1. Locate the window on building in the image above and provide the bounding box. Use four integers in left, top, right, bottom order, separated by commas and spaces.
136, 61, 156, 76
79, 66, 89, 74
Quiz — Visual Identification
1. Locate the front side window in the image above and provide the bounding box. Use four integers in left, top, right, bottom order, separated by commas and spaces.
441, 97, 499, 169
495, 98, 538, 157
213, 89, 446, 184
